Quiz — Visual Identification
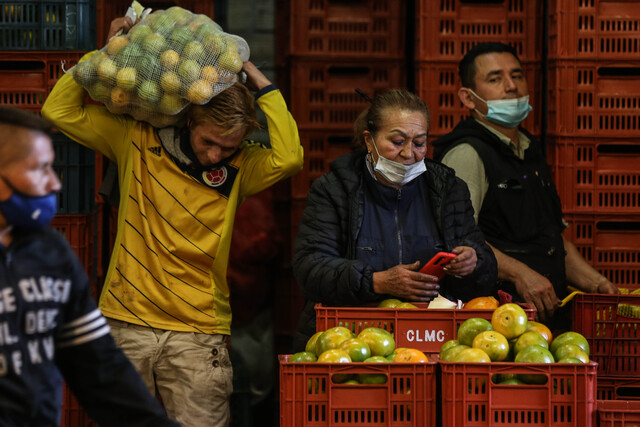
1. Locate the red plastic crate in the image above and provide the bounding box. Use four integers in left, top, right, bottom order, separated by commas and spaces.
289, 0, 405, 59
570, 293, 640, 377
0, 51, 84, 113
60, 381, 95, 427
289, 58, 405, 131
440, 360, 598, 427
549, 0, 640, 60
597, 376, 640, 401
51, 213, 96, 296
279, 354, 437, 427
563, 215, 640, 288
598, 400, 640, 427
416, 61, 542, 137
548, 59, 640, 137
416, 0, 542, 63
548, 138, 640, 215
315, 303, 535, 357
291, 131, 353, 199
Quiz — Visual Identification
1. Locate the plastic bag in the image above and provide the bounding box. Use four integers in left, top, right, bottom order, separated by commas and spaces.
69, 6, 250, 128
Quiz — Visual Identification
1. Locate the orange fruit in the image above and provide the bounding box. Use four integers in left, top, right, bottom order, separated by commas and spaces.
316, 327, 353, 356
525, 321, 553, 344
472, 330, 509, 361
188, 79, 213, 105
513, 331, 549, 356
452, 348, 491, 363
457, 317, 493, 346
200, 65, 219, 85
491, 303, 528, 340
550, 331, 590, 357
106, 35, 129, 56
394, 348, 429, 363
464, 296, 499, 310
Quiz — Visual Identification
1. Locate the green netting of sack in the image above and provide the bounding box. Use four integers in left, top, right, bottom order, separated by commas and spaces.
69, 6, 250, 128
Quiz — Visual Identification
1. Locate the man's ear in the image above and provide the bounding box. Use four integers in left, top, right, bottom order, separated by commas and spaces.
458, 87, 477, 110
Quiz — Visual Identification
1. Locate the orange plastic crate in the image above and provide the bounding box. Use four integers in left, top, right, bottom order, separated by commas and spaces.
416, 0, 542, 62
291, 131, 353, 199
548, 60, 640, 137
60, 381, 95, 427
570, 293, 640, 377
597, 400, 640, 427
416, 60, 542, 137
289, 58, 405, 131
440, 360, 598, 427
596, 376, 640, 401
289, 0, 405, 59
0, 51, 84, 113
549, 0, 640, 60
563, 215, 640, 288
315, 303, 535, 357
549, 138, 640, 215
279, 354, 436, 427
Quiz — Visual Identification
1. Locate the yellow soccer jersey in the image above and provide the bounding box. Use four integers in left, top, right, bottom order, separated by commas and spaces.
42, 52, 303, 334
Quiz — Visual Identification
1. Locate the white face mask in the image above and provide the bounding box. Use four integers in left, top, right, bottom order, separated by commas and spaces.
369, 136, 426, 186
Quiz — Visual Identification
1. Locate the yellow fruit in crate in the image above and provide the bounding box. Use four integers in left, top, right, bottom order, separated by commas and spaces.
305, 331, 323, 356
160, 71, 182, 94
289, 351, 317, 363
315, 327, 353, 356
200, 65, 219, 85
396, 302, 419, 309
464, 296, 499, 310
513, 331, 548, 356
525, 321, 553, 345
472, 330, 509, 362
188, 80, 213, 105
440, 344, 470, 362
550, 331, 590, 357
452, 348, 491, 363
553, 343, 589, 364
160, 49, 180, 69
394, 348, 429, 363
457, 317, 493, 347
357, 327, 395, 357
491, 303, 528, 340
317, 349, 351, 363
107, 36, 129, 56
116, 67, 137, 90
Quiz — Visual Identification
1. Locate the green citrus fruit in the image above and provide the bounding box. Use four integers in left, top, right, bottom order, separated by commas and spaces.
457, 317, 493, 346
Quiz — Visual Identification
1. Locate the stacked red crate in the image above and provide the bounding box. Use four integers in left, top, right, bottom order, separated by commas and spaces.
547, 0, 640, 410
414, 0, 544, 142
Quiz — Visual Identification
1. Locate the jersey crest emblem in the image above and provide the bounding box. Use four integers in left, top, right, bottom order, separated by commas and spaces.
202, 167, 228, 187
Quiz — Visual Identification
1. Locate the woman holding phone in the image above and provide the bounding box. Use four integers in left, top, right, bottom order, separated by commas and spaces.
292, 89, 498, 351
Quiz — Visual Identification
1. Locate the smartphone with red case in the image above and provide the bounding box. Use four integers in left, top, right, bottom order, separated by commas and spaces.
419, 251, 457, 280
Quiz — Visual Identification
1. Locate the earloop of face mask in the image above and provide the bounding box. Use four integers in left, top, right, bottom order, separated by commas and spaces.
368, 135, 426, 186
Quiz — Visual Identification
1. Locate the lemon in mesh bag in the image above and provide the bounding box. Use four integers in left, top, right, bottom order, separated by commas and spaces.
69, 6, 250, 128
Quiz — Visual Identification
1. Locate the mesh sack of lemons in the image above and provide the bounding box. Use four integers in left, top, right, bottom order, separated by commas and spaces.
69, 6, 250, 128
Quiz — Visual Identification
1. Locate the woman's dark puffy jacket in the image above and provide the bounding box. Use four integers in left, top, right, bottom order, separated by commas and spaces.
292, 151, 497, 351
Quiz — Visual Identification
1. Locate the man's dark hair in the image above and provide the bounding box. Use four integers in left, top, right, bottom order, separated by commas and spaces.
459, 42, 521, 89
0, 105, 52, 134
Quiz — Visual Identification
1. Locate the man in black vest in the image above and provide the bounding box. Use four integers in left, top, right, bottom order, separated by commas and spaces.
433, 42, 618, 326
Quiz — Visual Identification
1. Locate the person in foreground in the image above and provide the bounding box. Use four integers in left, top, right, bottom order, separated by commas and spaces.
41, 16, 303, 427
433, 42, 618, 327
292, 89, 497, 351
0, 105, 180, 426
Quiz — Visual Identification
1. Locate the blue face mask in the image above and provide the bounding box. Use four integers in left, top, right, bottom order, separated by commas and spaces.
468, 89, 533, 128
0, 182, 57, 229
